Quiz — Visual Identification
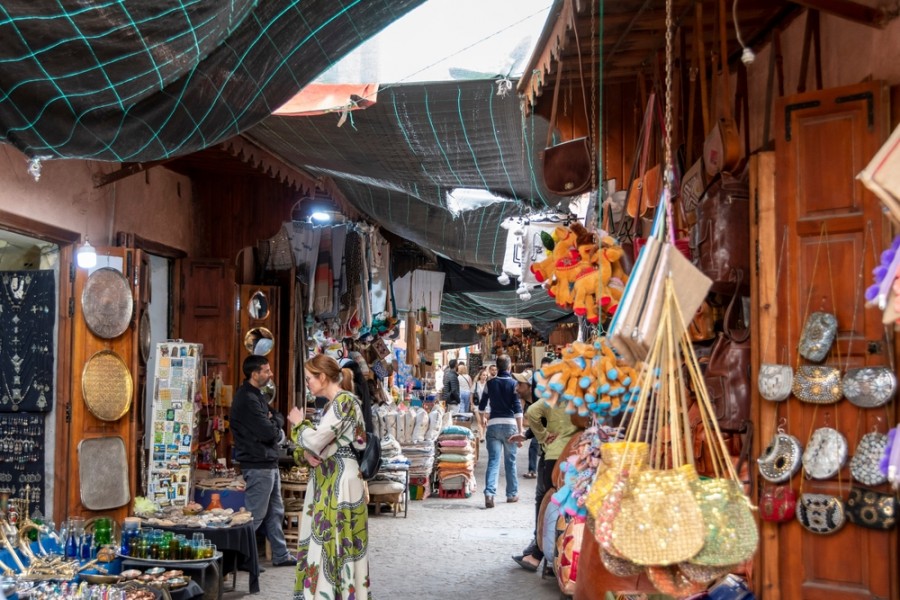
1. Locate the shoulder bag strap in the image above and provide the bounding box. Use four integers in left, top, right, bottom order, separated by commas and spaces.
546, 57, 564, 149
723, 269, 750, 343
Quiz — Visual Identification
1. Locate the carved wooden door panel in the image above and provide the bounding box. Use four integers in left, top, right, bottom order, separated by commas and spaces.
65, 247, 138, 523
178, 259, 235, 381
775, 81, 897, 600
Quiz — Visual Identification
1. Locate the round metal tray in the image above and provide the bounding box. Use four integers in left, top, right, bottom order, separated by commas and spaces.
82, 350, 133, 421
82, 267, 134, 339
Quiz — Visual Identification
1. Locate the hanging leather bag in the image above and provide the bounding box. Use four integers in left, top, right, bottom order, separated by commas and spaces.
542, 25, 592, 197
691, 173, 750, 293
703, 272, 751, 432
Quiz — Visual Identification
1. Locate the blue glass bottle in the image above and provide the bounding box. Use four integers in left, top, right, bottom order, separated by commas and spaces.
80, 533, 93, 560
65, 531, 78, 559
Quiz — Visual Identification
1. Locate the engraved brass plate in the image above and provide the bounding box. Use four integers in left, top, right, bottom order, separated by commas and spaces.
139, 311, 151, 364
82, 267, 134, 339
82, 350, 133, 421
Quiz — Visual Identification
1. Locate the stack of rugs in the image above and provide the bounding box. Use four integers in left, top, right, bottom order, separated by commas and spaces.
436, 425, 477, 498
368, 434, 409, 506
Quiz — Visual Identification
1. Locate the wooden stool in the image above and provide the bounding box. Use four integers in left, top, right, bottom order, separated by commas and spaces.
267, 481, 307, 560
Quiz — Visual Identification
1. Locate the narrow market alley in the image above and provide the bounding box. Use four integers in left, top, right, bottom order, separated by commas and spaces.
231, 446, 562, 599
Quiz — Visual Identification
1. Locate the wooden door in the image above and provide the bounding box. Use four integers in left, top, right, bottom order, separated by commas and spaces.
63, 247, 139, 522
178, 259, 235, 380
774, 81, 897, 600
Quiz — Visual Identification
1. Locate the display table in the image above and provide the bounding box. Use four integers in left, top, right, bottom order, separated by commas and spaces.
120, 554, 222, 600
154, 520, 259, 595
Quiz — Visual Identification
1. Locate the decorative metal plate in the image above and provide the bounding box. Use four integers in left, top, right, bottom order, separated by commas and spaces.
78, 436, 130, 510
82, 267, 134, 339
82, 350, 133, 421
139, 310, 151, 364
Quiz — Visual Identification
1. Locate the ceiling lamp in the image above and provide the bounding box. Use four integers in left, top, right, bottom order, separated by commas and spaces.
76, 238, 97, 269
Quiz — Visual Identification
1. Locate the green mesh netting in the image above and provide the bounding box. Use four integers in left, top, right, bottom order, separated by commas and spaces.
0, 0, 425, 161
248, 79, 567, 274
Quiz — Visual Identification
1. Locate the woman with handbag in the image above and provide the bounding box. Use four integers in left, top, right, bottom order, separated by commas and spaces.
289, 354, 371, 600
472, 368, 490, 441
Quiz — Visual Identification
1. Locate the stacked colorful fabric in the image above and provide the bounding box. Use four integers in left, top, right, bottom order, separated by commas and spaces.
436, 425, 476, 495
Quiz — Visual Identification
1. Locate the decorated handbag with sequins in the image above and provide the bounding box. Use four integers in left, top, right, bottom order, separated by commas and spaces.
758, 364, 793, 402
850, 431, 889, 486
757, 431, 803, 483
759, 485, 797, 523
842, 367, 896, 408
802, 426, 848, 480
798, 311, 838, 362
796, 493, 846, 534
792, 365, 842, 404
845, 485, 898, 530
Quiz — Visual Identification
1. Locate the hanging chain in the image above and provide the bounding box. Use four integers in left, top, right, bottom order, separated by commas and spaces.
664, 0, 675, 194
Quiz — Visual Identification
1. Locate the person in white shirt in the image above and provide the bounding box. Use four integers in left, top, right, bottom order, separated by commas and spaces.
457, 363, 474, 413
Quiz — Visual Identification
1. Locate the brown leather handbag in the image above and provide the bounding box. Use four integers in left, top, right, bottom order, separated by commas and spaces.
542, 27, 592, 197
703, 277, 751, 432
691, 172, 750, 294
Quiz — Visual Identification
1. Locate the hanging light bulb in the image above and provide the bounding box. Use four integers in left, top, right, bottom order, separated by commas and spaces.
76, 238, 97, 269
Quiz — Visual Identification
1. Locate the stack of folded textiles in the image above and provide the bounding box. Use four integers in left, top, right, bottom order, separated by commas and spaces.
436, 425, 476, 497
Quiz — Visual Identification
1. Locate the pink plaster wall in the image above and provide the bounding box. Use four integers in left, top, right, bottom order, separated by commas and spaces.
0, 144, 198, 254
745, 11, 900, 151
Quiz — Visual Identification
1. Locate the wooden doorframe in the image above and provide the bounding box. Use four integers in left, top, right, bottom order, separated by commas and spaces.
0, 210, 80, 526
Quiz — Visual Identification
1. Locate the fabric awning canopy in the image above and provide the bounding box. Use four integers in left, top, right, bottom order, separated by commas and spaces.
0, 0, 425, 161
248, 79, 566, 275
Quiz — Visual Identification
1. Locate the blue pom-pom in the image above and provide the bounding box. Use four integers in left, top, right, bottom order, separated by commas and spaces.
607, 368, 619, 380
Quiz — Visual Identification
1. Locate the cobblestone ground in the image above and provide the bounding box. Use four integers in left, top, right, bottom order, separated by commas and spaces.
228, 441, 564, 599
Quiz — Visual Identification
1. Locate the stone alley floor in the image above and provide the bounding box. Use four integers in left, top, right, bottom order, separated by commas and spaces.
228, 439, 565, 599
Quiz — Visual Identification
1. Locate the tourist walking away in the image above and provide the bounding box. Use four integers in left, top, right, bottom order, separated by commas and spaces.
478, 355, 523, 508
230, 356, 297, 570
290, 354, 370, 600
443, 358, 461, 413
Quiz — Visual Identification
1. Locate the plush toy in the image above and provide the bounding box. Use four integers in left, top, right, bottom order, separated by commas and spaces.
572, 268, 601, 323
548, 253, 582, 307
531, 227, 578, 283
551, 456, 585, 517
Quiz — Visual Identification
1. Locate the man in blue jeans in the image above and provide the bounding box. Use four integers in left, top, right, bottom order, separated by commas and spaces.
230, 355, 297, 568
478, 354, 524, 508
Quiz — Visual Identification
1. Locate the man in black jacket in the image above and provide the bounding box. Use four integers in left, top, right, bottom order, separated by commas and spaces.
442, 358, 460, 413
230, 355, 296, 567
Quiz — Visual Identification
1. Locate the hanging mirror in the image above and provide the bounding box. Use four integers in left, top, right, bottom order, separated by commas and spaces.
248, 290, 269, 320
244, 327, 275, 356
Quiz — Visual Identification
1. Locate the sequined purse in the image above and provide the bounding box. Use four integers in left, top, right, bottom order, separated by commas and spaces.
845, 485, 898, 530
759, 485, 797, 523
612, 465, 706, 566
792, 365, 842, 404
688, 478, 758, 566
842, 367, 896, 408
850, 432, 889, 486
599, 547, 643, 577
758, 364, 793, 402
798, 311, 838, 362
757, 431, 803, 483
586, 442, 649, 523
796, 493, 846, 534
802, 427, 848, 479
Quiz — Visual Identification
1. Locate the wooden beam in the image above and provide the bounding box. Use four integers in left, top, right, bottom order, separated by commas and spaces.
93, 159, 173, 188
790, 0, 890, 28
0, 208, 81, 244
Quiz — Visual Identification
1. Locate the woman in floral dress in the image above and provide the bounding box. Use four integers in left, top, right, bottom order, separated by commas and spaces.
290, 354, 370, 600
